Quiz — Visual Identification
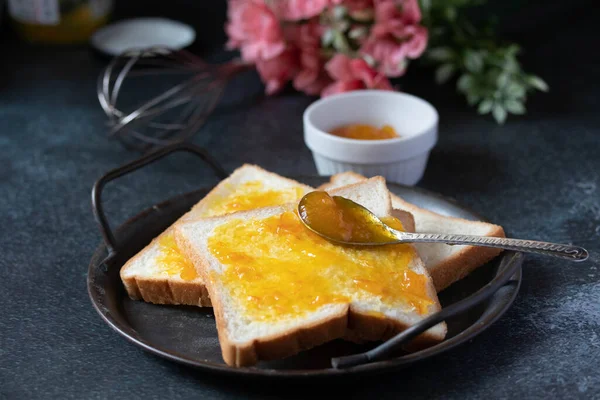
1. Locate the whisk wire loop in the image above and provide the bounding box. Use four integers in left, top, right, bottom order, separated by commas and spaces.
97, 46, 248, 152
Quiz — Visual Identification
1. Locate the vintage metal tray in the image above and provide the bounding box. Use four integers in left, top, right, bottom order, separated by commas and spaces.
87, 143, 522, 378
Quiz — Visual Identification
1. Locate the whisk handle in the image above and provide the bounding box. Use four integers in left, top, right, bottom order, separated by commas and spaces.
91, 143, 228, 257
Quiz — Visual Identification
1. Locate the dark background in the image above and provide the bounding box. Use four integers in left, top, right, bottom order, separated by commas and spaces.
1, 0, 599, 399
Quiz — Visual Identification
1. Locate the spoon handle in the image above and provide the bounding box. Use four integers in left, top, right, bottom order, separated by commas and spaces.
398, 232, 589, 262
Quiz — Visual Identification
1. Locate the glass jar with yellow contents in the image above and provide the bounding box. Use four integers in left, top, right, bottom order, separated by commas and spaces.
7, 0, 114, 44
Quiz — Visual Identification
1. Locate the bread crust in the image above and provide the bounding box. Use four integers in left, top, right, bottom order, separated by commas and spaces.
117, 220, 211, 306
220, 305, 349, 367
121, 275, 212, 307
345, 309, 446, 350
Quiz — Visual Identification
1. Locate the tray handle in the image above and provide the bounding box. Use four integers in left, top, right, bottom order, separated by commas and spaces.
331, 251, 523, 369
91, 143, 228, 263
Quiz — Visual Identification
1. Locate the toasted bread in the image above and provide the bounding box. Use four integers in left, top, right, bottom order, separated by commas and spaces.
319, 172, 506, 292
119, 164, 314, 306
175, 177, 446, 367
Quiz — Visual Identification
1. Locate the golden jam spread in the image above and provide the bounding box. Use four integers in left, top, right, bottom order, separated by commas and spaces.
155, 181, 307, 274
329, 124, 400, 140
298, 191, 396, 243
207, 211, 434, 322
200, 180, 306, 217
156, 232, 198, 281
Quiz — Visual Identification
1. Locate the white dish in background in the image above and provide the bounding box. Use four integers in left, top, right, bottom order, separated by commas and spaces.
90, 17, 196, 56
303, 90, 438, 186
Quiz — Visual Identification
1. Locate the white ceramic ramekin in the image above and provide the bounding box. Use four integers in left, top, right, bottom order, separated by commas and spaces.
303, 90, 438, 185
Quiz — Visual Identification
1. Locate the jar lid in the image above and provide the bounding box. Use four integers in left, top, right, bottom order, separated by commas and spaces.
90, 17, 196, 56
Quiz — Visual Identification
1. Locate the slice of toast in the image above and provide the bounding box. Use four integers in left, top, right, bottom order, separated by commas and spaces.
119, 164, 314, 306
175, 177, 446, 367
319, 172, 506, 292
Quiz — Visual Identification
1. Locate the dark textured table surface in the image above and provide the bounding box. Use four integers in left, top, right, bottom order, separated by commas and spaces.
1, 3, 599, 399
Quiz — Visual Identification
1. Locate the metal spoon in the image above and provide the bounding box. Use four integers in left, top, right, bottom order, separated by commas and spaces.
297, 193, 589, 262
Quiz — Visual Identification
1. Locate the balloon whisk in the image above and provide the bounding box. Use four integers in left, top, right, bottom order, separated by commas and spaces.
97, 46, 249, 152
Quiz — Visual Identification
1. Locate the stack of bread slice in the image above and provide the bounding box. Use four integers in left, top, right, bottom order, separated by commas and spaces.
120, 165, 505, 367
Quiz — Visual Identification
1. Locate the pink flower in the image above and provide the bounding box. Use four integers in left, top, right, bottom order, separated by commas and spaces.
374, 0, 421, 25
400, 24, 428, 58
322, 54, 393, 96
225, 0, 286, 62
360, 0, 428, 77
286, 22, 331, 95
256, 48, 300, 94
273, 0, 342, 21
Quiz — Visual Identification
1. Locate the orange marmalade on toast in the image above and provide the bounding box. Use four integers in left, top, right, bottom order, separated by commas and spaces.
199, 180, 306, 217
156, 180, 307, 281
207, 210, 435, 321
156, 232, 198, 280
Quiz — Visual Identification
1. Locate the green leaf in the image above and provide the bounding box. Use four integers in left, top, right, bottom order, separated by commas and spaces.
419, 0, 432, 12
492, 104, 507, 124
321, 29, 334, 47
333, 5, 347, 20
503, 57, 519, 73
335, 20, 350, 32
496, 72, 509, 88
506, 44, 521, 57
478, 99, 494, 114
427, 47, 454, 62
504, 99, 525, 114
527, 76, 549, 92
464, 51, 483, 73
348, 26, 368, 39
362, 53, 376, 67
435, 64, 456, 84
457, 74, 474, 92
332, 31, 350, 52
506, 82, 526, 99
